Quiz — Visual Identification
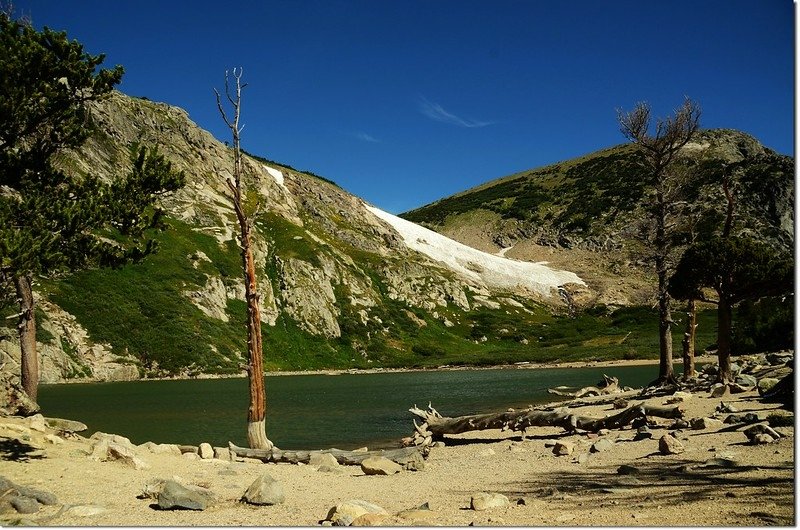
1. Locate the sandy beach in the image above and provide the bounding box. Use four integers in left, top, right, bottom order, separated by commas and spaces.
0, 357, 793, 526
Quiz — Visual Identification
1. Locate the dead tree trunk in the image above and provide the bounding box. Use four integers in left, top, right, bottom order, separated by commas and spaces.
406, 402, 683, 447
14, 274, 38, 403
682, 299, 697, 380
716, 298, 733, 384
215, 68, 271, 451
228, 443, 425, 467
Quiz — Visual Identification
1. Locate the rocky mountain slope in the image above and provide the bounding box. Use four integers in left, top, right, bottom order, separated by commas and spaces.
1, 91, 604, 383
401, 129, 794, 307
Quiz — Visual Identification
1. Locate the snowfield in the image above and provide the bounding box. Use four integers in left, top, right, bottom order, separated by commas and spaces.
366, 205, 585, 298
263, 165, 286, 187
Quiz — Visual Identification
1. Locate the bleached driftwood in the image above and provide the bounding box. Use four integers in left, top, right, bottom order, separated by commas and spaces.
547, 374, 621, 398
404, 401, 683, 447
228, 442, 426, 466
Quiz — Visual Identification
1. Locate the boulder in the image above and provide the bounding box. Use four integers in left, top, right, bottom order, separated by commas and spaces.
766, 352, 792, 366
612, 398, 629, 409
106, 442, 150, 470
590, 438, 614, 453
198, 443, 214, 460
325, 500, 388, 526
360, 456, 402, 476
157, 480, 213, 511
634, 426, 653, 441
735, 374, 758, 388
710, 384, 730, 398
10, 496, 39, 514
470, 492, 510, 511
743, 423, 781, 444
27, 414, 47, 433
242, 473, 285, 505
213, 446, 233, 461
552, 441, 574, 456
716, 402, 739, 414
658, 434, 685, 455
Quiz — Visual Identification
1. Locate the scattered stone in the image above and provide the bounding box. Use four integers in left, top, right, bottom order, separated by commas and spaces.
634, 426, 653, 441
106, 442, 150, 470
325, 500, 388, 526
543, 441, 556, 448
10, 496, 40, 514
65, 504, 107, 517
728, 383, 751, 394
767, 412, 794, 428
26, 414, 47, 433
44, 417, 87, 433
351, 513, 389, 526
710, 384, 730, 398
743, 423, 781, 444
597, 429, 611, 436
198, 443, 214, 460
690, 417, 724, 430
90, 432, 135, 449
183, 452, 200, 461
44, 434, 64, 444
396, 507, 437, 524
669, 419, 690, 430
213, 447, 233, 461
735, 374, 758, 388
716, 402, 739, 414
309, 452, 340, 469
590, 438, 614, 453
157, 480, 213, 511
361, 456, 402, 476
757, 378, 780, 396
613, 398, 629, 409
470, 492, 510, 511
617, 465, 640, 475
658, 434, 685, 455
552, 441, 574, 456
318, 464, 343, 474
242, 473, 285, 505
576, 453, 588, 464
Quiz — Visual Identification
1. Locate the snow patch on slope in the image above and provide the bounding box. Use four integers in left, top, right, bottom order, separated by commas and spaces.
263, 165, 285, 187
366, 205, 584, 297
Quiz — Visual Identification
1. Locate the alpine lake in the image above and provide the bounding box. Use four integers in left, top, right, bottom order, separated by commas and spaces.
39, 364, 666, 450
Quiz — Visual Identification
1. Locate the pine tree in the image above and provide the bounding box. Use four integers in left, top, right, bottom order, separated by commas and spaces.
0, 14, 185, 402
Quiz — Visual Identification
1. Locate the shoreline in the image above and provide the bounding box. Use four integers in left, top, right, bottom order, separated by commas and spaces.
40, 353, 719, 386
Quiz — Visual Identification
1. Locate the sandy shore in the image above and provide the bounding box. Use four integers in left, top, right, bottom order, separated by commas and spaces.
0, 367, 793, 526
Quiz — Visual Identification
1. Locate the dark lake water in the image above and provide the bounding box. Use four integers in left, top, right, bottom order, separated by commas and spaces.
38, 364, 662, 450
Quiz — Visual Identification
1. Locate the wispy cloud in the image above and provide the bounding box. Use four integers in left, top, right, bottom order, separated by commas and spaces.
418, 96, 493, 128
355, 131, 380, 143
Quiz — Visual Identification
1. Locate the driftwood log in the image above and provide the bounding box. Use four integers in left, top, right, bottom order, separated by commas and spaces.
548, 374, 621, 398
228, 443, 426, 466
405, 401, 684, 447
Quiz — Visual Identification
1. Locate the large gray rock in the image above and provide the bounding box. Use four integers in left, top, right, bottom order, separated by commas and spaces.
360, 456, 402, 475
157, 480, 214, 511
242, 473, 285, 506
0, 476, 57, 506
757, 378, 780, 396
470, 492, 510, 511
10, 496, 40, 514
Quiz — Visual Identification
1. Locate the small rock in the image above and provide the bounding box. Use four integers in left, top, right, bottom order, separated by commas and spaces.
65, 504, 107, 517
396, 508, 437, 524
107, 442, 150, 470
139, 479, 166, 499
690, 417, 724, 430
757, 378, 780, 396
753, 433, 776, 444
597, 429, 611, 436
669, 419, 690, 430
552, 441, 574, 456
183, 452, 200, 461
309, 452, 340, 469
351, 513, 389, 526
325, 500, 388, 526
716, 402, 739, 414
317, 464, 344, 474
743, 423, 781, 444
44, 417, 87, 433
10, 496, 39, 514
470, 492, 510, 511
617, 465, 640, 475
198, 443, 214, 460
44, 434, 64, 444
543, 441, 556, 448
658, 434, 685, 455
213, 447, 233, 461
361, 456, 402, 475
634, 426, 653, 441
710, 384, 730, 398
735, 374, 758, 388
27, 414, 47, 433
157, 480, 213, 511
590, 438, 614, 453
242, 473, 285, 505
576, 453, 589, 464
613, 398, 629, 409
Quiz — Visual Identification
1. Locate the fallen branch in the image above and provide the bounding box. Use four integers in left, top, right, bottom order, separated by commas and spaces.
548, 374, 621, 398
228, 442, 426, 467
405, 401, 683, 447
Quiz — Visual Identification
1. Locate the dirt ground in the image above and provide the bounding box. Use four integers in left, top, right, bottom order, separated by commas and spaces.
0, 370, 794, 527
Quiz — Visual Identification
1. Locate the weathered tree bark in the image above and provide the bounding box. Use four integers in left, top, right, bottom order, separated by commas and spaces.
716, 298, 733, 384
682, 299, 697, 380
406, 402, 684, 445
14, 274, 38, 403
228, 443, 424, 467
654, 192, 677, 386
216, 69, 271, 451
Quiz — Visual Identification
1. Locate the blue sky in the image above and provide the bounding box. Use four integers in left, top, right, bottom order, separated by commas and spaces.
18, 0, 795, 214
